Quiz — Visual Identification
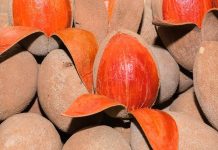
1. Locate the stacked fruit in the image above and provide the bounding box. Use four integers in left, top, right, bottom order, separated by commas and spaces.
0, 0, 218, 149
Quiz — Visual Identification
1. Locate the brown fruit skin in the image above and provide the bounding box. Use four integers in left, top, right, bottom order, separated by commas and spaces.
0, 113, 62, 150
38, 49, 101, 133
130, 122, 151, 150
194, 41, 218, 130
19, 34, 60, 56
151, 46, 180, 103
177, 71, 193, 93
0, 51, 38, 121
0, 0, 9, 27
167, 111, 218, 150
169, 88, 203, 122
28, 98, 42, 115
114, 127, 131, 144
63, 125, 131, 150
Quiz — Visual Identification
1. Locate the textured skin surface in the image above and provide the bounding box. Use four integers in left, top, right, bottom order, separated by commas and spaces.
177, 71, 193, 93
0, 51, 38, 121
130, 122, 150, 150
0, 113, 62, 150
140, 0, 158, 45
167, 111, 218, 150
194, 41, 218, 130
38, 49, 96, 133
170, 88, 203, 121
20, 34, 59, 56
109, 0, 144, 33
96, 33, 159, 111
62, 126, 131, 150
163, 0, 212, 27
0, 0, 9, 27
13, 0, 72, 36
74, 0, 108, 44
151, 46, 180, 103
54, 28, 98, 93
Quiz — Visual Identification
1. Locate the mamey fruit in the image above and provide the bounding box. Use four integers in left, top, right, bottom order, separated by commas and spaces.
62, 125, 131, 150
0, 113, 62, 150
0, 50, 38, 121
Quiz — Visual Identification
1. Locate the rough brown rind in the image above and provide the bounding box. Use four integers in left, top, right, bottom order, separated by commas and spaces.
0, 51, 38, 121
150, 46, 179, 103
167, 111, 218, 150
140, 0, 158, 45
177, 71, 193, 93
0, 113, 62, 150
0, 0, 10, 27
19, 34, 60, 56
38, 49, 102, 133
109, 0, 144, 33
130, 122, 151, 150
194, 41, 218, 130
74, 0, 108, 44
62, 125, 131, 150
169, 88, 203, 122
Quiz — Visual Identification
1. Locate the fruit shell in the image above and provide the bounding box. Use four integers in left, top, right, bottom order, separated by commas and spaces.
74, 0, 108, 44
169, 88, 204, 122
177, 71, 193, 93
0, 50, 38, 121
108, 0, 144, 33
0, 113, 62, 150
167, 111, 218, 150
62, 125, 131, 150
194, 41, 218, 130
150, 45, 180, 103
38, 49, 101, 133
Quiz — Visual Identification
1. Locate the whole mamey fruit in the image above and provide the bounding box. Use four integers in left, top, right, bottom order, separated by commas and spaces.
0, 113, 62, 150
194, 41, 218, 130
0, 50, 38, 121
62, 125, 131, 150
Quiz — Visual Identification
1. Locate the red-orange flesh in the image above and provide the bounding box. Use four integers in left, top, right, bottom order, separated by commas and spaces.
163, 0, 212, 28
0, 26, 40, 54
96, 33, 159, 111
63, 94, 125, 117
13, 0, 72, 36
54, 28, 98, 92
213, 0, 218, 7
131, 109, 178, 150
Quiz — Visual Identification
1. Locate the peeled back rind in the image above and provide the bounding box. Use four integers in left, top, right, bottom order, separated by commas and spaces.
194, 41, 218, 130
109, 0, 144, 33
150, 46, 180, 103
0, 113, 62, 150
93, 29, 159, 111
62, 125, 131, 150
169, 88, 203, 122
152, 0, 202, 71
0, 51, 38, 121
74, 0, 108, 44
0, 26, 41, 55
38, 49, 89, 133
167, 111, 218, 150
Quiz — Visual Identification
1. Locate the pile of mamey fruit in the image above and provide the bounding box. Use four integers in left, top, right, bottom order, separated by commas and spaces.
0, 0, 218, 149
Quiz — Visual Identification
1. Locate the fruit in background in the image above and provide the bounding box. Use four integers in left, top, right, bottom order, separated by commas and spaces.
0, 49, 38, 121
0, 113, 62, 150
62, 125, 131, 150
194, 41, 218, 130
152, 0, 218, 71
